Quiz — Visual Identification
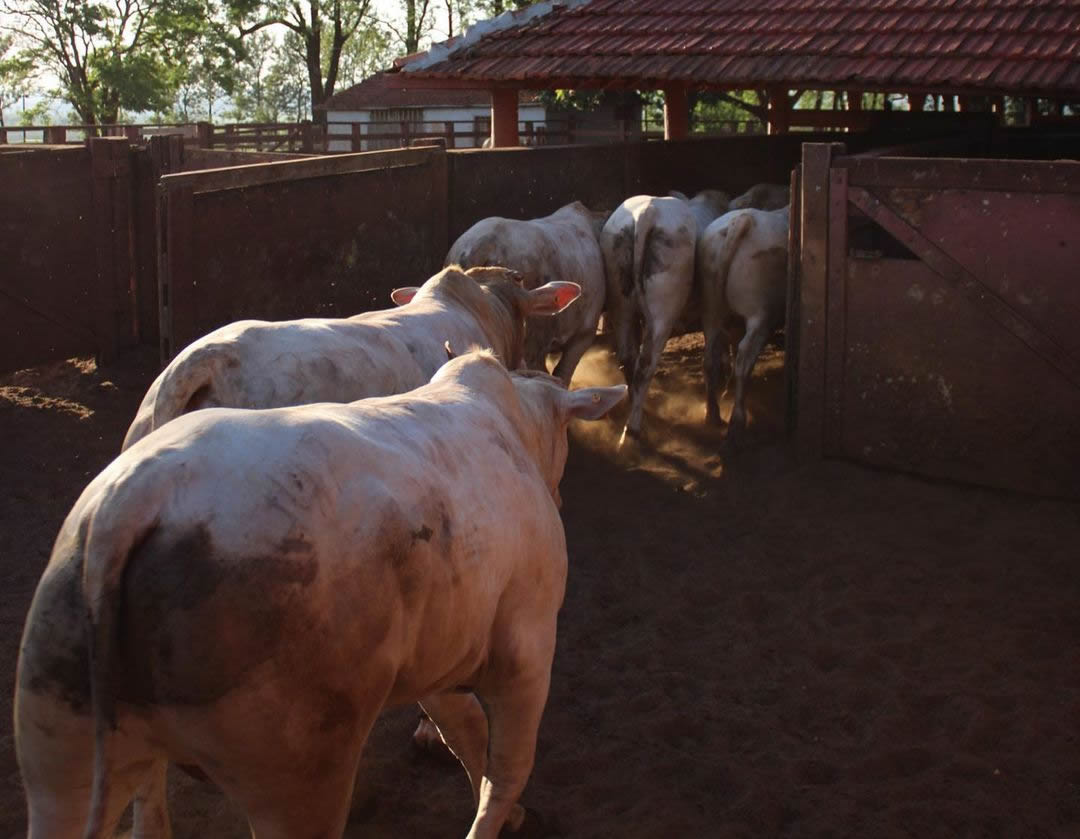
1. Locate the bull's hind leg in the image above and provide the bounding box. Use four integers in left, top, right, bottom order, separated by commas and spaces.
468, 670, 552, 839
131, 760, 172, 839
729, 313, 773, 437
702, 314, 733, 427
622, 315, 673, 442
419, 691, 526, 830
17, 695, 162, 839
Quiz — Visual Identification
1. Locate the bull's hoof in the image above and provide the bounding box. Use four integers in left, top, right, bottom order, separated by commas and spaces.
500, 807, 564, 837
722, 421, 747, 453
617, 424, 644, 447
704, 407, 728, 428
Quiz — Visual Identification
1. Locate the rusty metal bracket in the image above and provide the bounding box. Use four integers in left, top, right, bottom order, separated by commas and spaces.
847, 186, 1080, 391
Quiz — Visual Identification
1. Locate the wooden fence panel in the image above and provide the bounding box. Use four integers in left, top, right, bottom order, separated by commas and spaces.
1, 147, 104, 372
159, 148, 448, 357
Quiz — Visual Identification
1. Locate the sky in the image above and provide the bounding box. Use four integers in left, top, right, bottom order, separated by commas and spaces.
0, 0, 470, 125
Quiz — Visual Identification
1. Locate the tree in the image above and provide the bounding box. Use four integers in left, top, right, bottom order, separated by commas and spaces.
0, 33, 35, 127
171, 12, 245, 121
1, 0, 234, 126
229, 0, 376, 120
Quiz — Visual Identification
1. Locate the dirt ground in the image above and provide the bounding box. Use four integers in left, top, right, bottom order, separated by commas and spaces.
2, 337, 1079, 839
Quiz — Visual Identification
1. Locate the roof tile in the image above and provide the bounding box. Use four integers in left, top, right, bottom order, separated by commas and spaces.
395, 0, 1080, 97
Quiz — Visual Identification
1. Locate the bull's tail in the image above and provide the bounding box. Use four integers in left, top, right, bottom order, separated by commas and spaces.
631, 202, 660, 294
81, 483, 160, 839
702, 212, 755, 319
148, 344, 226, 435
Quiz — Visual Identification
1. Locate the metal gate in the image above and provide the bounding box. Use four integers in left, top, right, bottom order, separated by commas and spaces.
794, 142, 1080, 498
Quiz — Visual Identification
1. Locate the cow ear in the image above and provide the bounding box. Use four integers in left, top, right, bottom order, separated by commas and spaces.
390, 287, 419, 306
526, 281, 581, 315
563, 385, 627, 421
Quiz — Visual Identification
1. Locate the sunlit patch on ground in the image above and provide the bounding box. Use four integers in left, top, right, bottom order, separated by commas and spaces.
564, 333, 787, 493
0, 357, 111, 420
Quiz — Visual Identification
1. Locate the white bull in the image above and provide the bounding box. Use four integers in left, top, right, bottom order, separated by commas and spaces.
122, 265, 581, 449
15, 351, 627, 839
698, 205, 791, 434
600, 191, 728, 441
728, 183, 790, 211
445, 202, 607, 385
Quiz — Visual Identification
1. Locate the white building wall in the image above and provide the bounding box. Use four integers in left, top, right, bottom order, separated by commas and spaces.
326, 103, 549, 151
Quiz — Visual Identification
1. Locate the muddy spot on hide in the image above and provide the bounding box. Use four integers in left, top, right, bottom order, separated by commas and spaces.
410, 525, 434, 543
279, 535, 316, 561
21, 536, 91, 713
117, 523, 320, 708
643, 230, 678, 282
439, 506, 452, 546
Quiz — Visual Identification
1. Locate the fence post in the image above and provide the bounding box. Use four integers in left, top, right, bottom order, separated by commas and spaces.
254, 125, 263, 151
90, 137, 136, 363
124, 124, 140, 141
0, 126, 6, 144
157, 181, 195, 364
401, 120, 410, 148
428, 146, 449, 275
196, 121, 213, 148
142, 134, 186, 353
795, 142, 845, 460
444, 120, 455, 149
45, 125, 67, 144
225, 124, 235, 149
351, 122, 363, 152
301, 120, 314, 153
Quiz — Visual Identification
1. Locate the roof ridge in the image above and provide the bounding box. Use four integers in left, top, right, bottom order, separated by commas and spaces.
402, 0, 594, 73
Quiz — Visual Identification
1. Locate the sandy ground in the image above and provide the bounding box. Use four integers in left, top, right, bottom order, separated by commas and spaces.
2, 337, 1079, 838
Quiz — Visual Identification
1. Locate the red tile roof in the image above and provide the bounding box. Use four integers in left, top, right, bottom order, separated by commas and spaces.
322, 65, 541, 111
397, 0, 1080, 98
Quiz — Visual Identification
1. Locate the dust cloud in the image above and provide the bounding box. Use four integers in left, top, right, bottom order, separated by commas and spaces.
560, 334, 730, 491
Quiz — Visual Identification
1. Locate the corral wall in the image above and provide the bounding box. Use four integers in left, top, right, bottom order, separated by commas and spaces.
0, 144, 126, 371
2, 113, 1052, 375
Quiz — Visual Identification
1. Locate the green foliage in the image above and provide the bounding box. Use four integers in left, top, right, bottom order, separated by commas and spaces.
1, 33, 36, 126
17, 97, 52, 125
690, 91, 764, 133
538, 89, 607, 112
226, 0, 378, 117
2, 0, 237, 126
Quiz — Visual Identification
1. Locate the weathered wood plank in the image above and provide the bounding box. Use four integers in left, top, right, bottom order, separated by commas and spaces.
159, 146, 441, 194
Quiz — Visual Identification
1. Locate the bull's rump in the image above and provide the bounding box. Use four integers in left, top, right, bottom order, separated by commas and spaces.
22, 399, 566, 751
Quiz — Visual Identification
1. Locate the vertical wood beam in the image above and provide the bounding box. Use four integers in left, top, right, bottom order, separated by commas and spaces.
90, 137, 135, 364
663, 85, 689, 140
796, 141, 845, 460
428, 147, 449, 275
767, 86, 791, 134
491, 88, 519, 147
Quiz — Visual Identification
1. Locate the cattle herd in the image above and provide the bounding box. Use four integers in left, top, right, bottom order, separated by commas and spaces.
14, 184, 791, 838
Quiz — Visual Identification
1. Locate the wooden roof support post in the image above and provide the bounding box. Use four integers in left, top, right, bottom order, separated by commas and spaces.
663, 84, 689, 140
491, 88, 519, 147
908, 92, 925, 112
767, 86, 790, 135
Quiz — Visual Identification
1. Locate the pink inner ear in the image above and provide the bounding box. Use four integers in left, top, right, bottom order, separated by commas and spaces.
552, 282, 581, 311
390, 287, 418, 306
